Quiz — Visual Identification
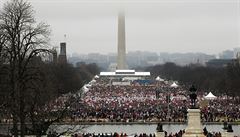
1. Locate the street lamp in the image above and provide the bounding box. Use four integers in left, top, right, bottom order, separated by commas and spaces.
166, 82, 178, 122
166, 88, 171, 122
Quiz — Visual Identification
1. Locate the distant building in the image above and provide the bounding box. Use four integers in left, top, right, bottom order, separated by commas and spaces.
58, 42, 67, 64
76, 61, 86, 67
108, 63, 117, 72
206, 59, 234, 68
219, 50, 234, 59
159, 52, 215, 66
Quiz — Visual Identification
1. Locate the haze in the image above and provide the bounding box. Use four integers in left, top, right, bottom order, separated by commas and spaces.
1, 0, 239, 55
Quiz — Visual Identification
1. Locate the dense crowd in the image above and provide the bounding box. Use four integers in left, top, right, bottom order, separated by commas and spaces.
47, 130, 237, 137
201, 96, 240, 122
70, 79, 188, 123
59, 77, 240, 123
1, 76, 239, 136
3, 77, 237, 124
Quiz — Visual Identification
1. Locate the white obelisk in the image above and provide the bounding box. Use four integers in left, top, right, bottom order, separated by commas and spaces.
117, 11, 127, 70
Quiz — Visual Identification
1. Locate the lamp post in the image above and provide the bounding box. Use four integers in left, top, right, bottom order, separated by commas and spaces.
166, 88, 171, 122
156, 77, 160, 99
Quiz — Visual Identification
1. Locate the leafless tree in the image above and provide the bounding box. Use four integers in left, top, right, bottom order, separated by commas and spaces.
0, 0, 50, 136
0, 1, 100, 136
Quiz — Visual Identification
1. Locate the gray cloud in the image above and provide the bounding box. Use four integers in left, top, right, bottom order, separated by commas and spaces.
1, 0, 239, 55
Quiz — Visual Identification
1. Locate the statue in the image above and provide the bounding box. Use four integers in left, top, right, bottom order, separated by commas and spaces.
203, 127, 208, 135
189, 85, 197, 109
156, 123, 164, 132
223, 121, 228, 130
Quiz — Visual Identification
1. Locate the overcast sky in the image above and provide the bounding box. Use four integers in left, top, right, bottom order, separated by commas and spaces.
1, 0, 240, 55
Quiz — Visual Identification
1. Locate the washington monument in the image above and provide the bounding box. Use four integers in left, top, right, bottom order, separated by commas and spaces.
100, 11, 150, 76
117, 11, 127, 70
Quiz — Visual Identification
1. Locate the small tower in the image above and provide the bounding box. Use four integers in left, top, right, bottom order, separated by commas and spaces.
58, 42, 67, 64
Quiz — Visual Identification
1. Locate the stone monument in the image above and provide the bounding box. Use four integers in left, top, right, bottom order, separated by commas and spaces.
183, 85, 205, 137
117, 11, 127, 70
100, 11, 151, 77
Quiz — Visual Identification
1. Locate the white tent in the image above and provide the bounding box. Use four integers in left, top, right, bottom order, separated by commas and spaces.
82, 85, 89, 92
85, 84, 92, 88
90, 79, 96, 84
170, 82, 178, 88
94, 75, 99, 79
155, 76, 164, 82
204, 92, 217, 100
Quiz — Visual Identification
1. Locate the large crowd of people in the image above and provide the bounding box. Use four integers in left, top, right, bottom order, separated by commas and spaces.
57, 77, 240, 123
69, 79, 187, 123
9, 76, 236, 125
1, 76, 239, 136
201, 96, 240, 122
47, 130, 235, 137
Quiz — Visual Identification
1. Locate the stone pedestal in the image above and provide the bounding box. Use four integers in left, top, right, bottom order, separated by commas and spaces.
183, 109, 205, 137
156, 132, 165, 137
222, 132, 234, 137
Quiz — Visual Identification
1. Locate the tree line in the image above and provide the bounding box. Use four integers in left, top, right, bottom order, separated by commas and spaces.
146, 61, 240, 96
0, 0, 99, 136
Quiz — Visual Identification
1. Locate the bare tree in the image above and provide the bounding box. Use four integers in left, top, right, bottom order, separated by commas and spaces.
0, 0, 50, 136
0, 1, 100, 136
